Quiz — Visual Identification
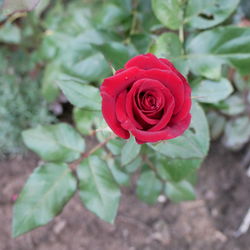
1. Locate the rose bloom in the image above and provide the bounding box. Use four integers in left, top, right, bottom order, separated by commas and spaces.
100, 53, 191, 144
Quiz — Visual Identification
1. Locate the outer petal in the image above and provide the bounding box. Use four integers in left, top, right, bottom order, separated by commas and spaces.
125, 53, 174, 71
133, 114, 191, 144
100, 67, 142, 97
101, 92, 130, 139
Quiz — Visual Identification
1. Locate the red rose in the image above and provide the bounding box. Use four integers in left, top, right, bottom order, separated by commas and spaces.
100, 53, 191, 144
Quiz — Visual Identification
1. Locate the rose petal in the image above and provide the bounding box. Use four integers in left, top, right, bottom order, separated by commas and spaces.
101, 92, 130, 139
125, 53, 174, 71
126, 78, 167, 128
100, 67, 142, 97
139, 69, 185, 114
133, 114, 191, 144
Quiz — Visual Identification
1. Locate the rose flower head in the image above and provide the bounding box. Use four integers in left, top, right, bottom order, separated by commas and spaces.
100, 53, 191, 144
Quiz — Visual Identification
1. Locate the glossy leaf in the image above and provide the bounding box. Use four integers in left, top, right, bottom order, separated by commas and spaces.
13, 163, 77, 237
22, 123, 85, 162
150, 102, 209, 158
186, 26, 250, 78
151, 0, 183, 30
58, 80, 101, 111
77, 156, 121, 223
136, 169, 163, 204
121, 137, 141, 166
185, 0, 239, 29
192, 78, 233, 103
165, 180, 196, 202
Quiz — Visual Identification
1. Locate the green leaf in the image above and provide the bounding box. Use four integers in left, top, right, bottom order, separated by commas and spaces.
207, 111, 226, 140
155, 156, 202, 182
149, 102, 209, 158
121, 137, 141, 166
41, 62, 61, 102
106, 138, 124, 156
92, 42, 132, 70
22, 123, 85, 162
186, 26, 250, 78
0, 23, 21, 44
165, 180, 196, 202
77, 156, 121, 223
124, 157, 142, 173
220, 94, 245, 116
149, 32, 188, 75
12, 163, 77, 237
73, 108, 99, 135
58, 80, 101, 111
107, 157, 130, 186
151, 0, 183, 30
233, 72, 250, 91
185, 0, 239, 29
192, 78, 233, 103
62, 44, 111, 82
223, 116, 250, 150
136, 169, 163, 204
131, 34, 152, 54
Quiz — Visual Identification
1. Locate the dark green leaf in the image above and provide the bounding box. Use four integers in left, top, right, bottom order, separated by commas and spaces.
77, 156, 121, 223
22, 123, 85, 162
185, 0, 239, 29
107, 157, 130, 186
93, 42, 132, 70
121, 137, 141, 166
165, 180, 196, 202
192, 78, 233, 103
151, 0, 183, 30
12, 163, 77, 237
124, 157, 142, 173
186, 26, 250, 78
155, 156, 202, 182
136, 169, 163, 204
149, 32, 188, 75
58, 80, 101, 111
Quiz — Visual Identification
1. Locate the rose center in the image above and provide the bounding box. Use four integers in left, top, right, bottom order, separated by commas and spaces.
139, 91, 160, 111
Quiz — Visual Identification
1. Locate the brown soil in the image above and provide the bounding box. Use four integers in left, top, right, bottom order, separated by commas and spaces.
0, 142, 249, 250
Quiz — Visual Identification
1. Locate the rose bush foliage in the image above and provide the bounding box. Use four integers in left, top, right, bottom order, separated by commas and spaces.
3, 0, 250, 239
101, 53, 191, 144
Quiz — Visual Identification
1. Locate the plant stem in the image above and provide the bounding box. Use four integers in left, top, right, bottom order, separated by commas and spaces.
143, 155, 165, 182
69, 134, 116, 171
